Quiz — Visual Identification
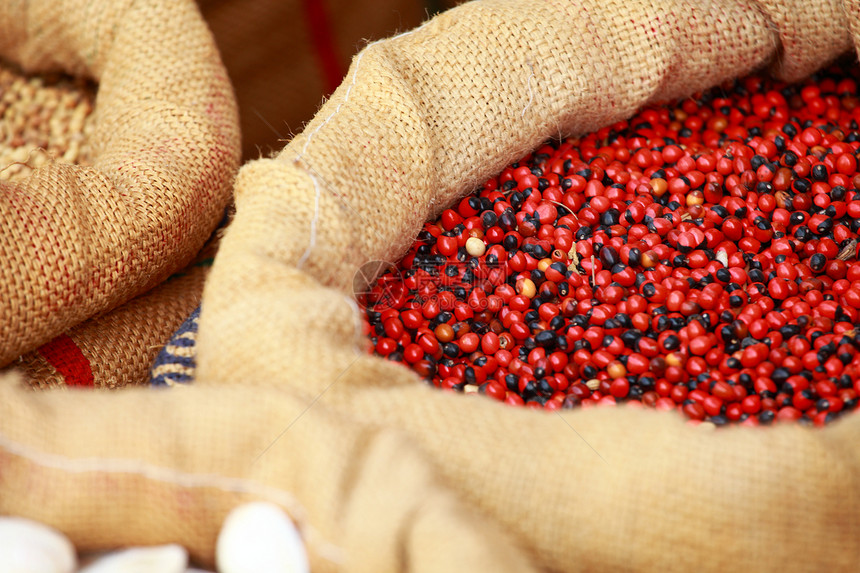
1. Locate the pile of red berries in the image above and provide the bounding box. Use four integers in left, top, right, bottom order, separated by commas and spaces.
359, 60, 860, 426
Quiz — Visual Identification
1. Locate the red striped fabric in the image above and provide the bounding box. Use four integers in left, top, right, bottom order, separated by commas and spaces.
300, 0, 344, 94
37, 334, 94, 387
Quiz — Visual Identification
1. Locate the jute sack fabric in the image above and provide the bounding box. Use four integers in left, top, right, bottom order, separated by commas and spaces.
13, 233, 219, 389
0, 0, 859, 572
0, 0, 240, 365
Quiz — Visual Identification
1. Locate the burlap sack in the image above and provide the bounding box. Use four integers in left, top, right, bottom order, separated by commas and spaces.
0, 0, 240, 365
1, 1, 860, 572
14, 229, 220, 390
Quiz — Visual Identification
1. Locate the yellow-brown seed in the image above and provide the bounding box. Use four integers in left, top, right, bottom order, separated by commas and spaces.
665, 352, 686, 367
516, 278, 536, 298
537, 257, 552, 272
810, 145, 827, 160
607, 361, 627, 379
465, 236, 486, 257
686, 189, 704, 206
650, 178, 668, 197
708, 116, 728, 133
434, 323, 454, 343
641, 250, 659, 269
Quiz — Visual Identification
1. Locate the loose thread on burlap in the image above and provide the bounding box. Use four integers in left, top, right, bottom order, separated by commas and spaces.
252, 107, 287, 143
747, 1, 786, 73
291, 159, 385, 278
522, 59, 535, 119
0, 429, 345, 565
0, 147, 54, 176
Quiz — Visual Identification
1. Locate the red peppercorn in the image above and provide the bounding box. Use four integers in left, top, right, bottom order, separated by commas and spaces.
362, 64, 860, 426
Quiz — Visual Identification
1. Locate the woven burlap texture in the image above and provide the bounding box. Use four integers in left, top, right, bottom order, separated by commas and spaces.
0, 0, 858, 571
10, 219, 226, 390
14, 259, 210, 389
0, 0, 240, 365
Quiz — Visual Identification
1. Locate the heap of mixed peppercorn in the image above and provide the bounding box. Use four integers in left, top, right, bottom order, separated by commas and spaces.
360, 62, 860, 426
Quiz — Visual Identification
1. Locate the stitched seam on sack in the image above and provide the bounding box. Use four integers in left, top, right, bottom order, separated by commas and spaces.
287, 22, 433, 288
296, 169, 321, 270
0, 429, 345, 565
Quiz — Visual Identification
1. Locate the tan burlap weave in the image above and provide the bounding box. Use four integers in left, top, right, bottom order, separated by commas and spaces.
1, 0, 859, 571
14, 248, 213, 390
0, 0, 240, 365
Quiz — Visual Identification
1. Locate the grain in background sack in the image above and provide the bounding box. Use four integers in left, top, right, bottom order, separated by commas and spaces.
0, 65, 94, 183
0, 56, 228, 389
0, 0, 240, 365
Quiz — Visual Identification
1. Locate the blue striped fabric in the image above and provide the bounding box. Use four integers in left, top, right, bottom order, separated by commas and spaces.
150, 306, 201, 387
